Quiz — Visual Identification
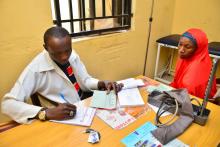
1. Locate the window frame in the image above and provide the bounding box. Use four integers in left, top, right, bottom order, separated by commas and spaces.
52, 0, 133, 38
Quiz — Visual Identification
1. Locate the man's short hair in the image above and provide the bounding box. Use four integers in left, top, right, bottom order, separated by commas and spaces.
44, 26, 70, 45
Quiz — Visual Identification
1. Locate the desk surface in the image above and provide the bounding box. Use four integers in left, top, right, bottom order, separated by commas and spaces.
0, 77, 220, 147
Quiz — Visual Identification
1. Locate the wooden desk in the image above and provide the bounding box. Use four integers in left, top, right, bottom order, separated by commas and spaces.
0, 77, 220, 147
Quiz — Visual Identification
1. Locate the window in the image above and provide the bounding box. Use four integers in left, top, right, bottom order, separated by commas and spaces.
51, 0, 132, 38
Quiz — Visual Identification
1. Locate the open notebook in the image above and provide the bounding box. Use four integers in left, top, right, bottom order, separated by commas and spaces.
90, 90, 117, 109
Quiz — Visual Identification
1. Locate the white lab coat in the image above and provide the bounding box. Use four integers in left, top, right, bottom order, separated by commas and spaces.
1, 50, 99, 124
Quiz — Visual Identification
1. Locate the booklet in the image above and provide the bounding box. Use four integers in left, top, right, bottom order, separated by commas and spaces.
121, 122, 188, 147
51, 106, 96, 127
90, 90, 117, 109
96, 109, 136, 130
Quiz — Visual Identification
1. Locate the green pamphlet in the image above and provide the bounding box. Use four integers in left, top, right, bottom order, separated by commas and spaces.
90, 90, 117, 110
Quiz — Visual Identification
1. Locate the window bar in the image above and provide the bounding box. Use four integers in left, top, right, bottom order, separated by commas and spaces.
117, 0, 123, 26
54, 0, 62, 26
89, 0, 96, 30
102, 0, 106, 17
82, 0, 86, 31
123, 0, 127, 25
92, 0, 96, 17
127, 0, 132, 26
112, 0, 115, 16
71, 25, 130, 37
68, 0, 74, 33
124, 0, 131, 25
78, 0, 83, 31
55, 14, 130, 22
121, 0, 124, 26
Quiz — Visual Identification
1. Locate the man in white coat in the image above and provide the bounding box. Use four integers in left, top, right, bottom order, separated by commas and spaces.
1, 26, 123, 124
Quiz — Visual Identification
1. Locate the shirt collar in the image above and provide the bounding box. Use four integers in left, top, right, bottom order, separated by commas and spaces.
38, 50, 77, 72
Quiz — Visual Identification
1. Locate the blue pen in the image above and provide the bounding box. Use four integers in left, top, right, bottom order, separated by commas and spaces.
59, 93, 69, 103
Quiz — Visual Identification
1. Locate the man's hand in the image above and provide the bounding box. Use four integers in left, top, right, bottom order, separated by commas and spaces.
45, 103, 77, 120
98, 81, 124, 94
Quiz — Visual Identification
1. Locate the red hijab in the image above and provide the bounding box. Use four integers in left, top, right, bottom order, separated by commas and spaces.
170, 28, 217, 98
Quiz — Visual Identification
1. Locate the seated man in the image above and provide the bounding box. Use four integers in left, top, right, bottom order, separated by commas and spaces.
170, 28, 217, 99
1, 26, 123, 124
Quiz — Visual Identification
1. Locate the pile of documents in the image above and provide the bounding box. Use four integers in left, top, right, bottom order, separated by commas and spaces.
90, 78, 146, 129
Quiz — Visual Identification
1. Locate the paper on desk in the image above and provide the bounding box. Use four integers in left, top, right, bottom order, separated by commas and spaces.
148, 103, 171, 117
124, 105, 149, 118
51, 107, 96, 127
146, 83, 173, 93
117, 78, 145, 90
96, 109, 136, 130
118, 88, 145, 107
90, 90, 116, 109
121, 122, 189, 147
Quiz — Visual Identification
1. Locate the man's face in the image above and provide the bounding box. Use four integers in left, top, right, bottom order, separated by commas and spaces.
178, 37, 196, 59
45, 36, 72, 65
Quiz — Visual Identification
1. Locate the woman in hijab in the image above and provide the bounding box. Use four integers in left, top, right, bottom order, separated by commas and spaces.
170, 28, 217, 99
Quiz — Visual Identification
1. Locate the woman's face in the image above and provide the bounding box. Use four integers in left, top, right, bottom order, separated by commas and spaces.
178, 37, 197, 59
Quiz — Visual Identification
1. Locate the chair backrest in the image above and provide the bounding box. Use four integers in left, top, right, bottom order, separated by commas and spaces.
30, 93, 42, 106
0, 121, 20, 133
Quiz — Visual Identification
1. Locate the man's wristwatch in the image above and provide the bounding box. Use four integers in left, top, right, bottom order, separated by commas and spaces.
38, 109, 47, 121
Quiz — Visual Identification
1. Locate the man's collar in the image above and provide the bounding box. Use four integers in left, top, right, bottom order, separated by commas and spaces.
38, 50, 77, 72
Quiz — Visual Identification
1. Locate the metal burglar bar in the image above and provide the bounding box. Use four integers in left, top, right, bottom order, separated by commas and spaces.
102, 0, 106, 17
52, 0, 132, 38
124, 0, 131, 26
81, 0, 86, 31
53, 0, 61, 26
68, 0, 74, 33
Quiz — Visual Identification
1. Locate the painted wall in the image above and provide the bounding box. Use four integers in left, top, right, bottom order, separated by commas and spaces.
0, 0, 53, 122
145, 0, 176, 77
171, 0, 220, 76
0, 0, 176, 123
171, 0, 220, 41
74, 0, 176, 80
73, 0, 150, 80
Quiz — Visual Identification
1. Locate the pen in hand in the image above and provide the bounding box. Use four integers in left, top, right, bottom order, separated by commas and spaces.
59, 93, 70, 103
59, 93, 77, 118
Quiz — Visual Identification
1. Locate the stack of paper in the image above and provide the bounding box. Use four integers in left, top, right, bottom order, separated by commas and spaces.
118, 88, 145, 107
117, 78, 145, 107
90, 90, 117, 109
51, 106, 96, 127
121, 122, 189, 147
